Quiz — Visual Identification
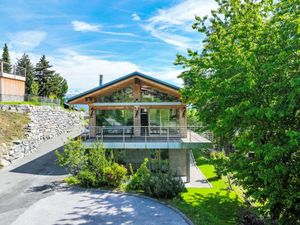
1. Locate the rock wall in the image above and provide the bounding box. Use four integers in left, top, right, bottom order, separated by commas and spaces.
0, 105, 84, 166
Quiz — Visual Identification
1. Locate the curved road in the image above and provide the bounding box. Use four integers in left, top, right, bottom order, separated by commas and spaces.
0, 131, 190, 225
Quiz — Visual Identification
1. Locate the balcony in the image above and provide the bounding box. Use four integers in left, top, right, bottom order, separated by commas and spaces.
0, 60, 26, 81
82, 126, 213, 149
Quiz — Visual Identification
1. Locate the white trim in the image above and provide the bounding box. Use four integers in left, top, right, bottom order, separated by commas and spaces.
0, 72, 26, 81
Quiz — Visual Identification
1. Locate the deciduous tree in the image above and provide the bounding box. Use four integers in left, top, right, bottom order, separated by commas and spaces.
176, 0, 299, 223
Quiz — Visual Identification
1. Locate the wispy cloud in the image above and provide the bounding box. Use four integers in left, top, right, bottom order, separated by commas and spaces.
132, 13, 141, 21
72, 20, 101, 32
71, 20, 136, 37
144, 0, 217, 49
100, 31, 136, 37
7, 31, 46, 51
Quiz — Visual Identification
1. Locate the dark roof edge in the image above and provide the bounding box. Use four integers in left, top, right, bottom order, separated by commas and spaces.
67, 71, 180, 103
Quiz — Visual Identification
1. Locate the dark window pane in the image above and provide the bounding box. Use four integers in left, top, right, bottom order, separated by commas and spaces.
96, 109, 133, 126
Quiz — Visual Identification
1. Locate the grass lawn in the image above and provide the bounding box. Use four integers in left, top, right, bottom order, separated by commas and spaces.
0, 101, 44, 106
169, 150, 244, 225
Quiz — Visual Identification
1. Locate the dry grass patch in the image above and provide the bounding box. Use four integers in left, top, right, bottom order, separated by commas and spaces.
0, 110, 30, 146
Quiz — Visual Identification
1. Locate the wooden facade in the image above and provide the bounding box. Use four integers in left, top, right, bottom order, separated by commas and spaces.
0, 75, 25, 96
68, 72, 187, 138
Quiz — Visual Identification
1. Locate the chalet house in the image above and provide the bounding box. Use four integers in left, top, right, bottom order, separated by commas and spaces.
0, 60, 26, 102
68, 71, 212, 183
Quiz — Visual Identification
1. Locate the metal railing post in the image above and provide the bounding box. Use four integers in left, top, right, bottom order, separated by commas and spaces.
144, 126, 147, 148
167, 127, 169, 148
123, 127, 125, 148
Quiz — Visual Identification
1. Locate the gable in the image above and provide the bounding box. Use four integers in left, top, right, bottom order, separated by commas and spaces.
68, 71, 180, 104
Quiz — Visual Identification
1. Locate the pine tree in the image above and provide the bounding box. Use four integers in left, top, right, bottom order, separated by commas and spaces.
1, 43, 12, 73
47, 73, 68, 98
16, 54, 34, 94
35, 55, 55, 96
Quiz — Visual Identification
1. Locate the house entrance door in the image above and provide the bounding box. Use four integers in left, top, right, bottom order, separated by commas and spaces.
140, 108, 148, 136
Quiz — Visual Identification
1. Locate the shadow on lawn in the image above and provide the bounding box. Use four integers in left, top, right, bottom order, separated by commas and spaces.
175, 191, 242, 225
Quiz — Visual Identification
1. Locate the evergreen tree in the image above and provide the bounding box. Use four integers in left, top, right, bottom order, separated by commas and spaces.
16, 54, 34, 94
47, 73, 68, 98
35, 55, 55, 96
1, 43, 12, 73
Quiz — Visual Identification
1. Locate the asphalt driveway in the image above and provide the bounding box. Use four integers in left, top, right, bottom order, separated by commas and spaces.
0, 131, 191, 225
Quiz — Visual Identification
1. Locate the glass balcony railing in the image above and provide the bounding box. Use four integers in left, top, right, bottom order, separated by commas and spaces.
81, 125, 213, 145
0, 60, 26, 77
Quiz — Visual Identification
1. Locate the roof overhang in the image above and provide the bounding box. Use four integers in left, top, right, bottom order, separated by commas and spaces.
92, 102, 183, 107
67, 71, 181, 104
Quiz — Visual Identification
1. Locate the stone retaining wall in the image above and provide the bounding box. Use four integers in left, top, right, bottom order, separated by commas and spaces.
0, 105, 84, 166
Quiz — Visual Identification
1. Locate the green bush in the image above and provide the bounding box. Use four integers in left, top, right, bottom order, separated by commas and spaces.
64, 176, 80, 185
144, 171, 185, 198
77, 170, 98, 188
55, 139, 86, 175
85, 142, 111, 185
127, 158, 151, 190
105, 163, 127, 187
56, 140, 128, 188
127, 158, 185, 199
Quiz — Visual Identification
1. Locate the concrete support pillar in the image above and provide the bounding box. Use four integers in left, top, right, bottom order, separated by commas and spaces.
179, 106, 187, 138
186, 149, 191, 183
169, 149, 187, 177
89, 106, 96, 138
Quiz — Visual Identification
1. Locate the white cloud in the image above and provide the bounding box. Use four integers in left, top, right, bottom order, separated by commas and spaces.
51, 49, 140, 91
144, 68, 184, 87
100, 31, 136, 37
132, 13, 141, 21
145, 0, 217, 48
9, 49, 183, 95
72, 20, 101, 32
71, 20, 136, 37
7, 31, 46, 51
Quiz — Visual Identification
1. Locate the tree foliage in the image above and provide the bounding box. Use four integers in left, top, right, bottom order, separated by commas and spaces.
176, 0, 299, 223
34, 55, 68, 98
1, 43, 12, 73
16, 54, 35, 94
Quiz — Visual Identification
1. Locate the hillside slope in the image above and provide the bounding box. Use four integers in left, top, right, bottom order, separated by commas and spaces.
0, 111, 29, 163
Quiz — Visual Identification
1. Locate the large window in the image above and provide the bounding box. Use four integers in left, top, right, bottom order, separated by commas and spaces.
149, 108, 179, 127
95, 87, 133, 102
96, 109, 133, 126
141, 85, 179, 102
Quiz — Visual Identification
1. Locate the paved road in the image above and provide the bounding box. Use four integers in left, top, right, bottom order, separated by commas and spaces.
0, 131, 190, 225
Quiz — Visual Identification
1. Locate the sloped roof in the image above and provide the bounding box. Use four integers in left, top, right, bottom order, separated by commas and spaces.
67, 71, 180, 103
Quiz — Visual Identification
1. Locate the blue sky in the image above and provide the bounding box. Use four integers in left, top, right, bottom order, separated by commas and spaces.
0, 0, 217, 94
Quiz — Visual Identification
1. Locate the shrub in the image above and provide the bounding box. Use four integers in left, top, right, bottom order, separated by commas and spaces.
55, 139, 86, 175
144, 171, 185, 198
127, 158, 151, 190
85, 142, 111, 185
77, 170, 98, 188
64, 176, 80, 185
127, 158, 185, 199
57, 140, 129, 188
105, 163, 127, 187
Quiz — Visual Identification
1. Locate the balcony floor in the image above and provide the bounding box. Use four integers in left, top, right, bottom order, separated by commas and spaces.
82, 131, 212, 149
